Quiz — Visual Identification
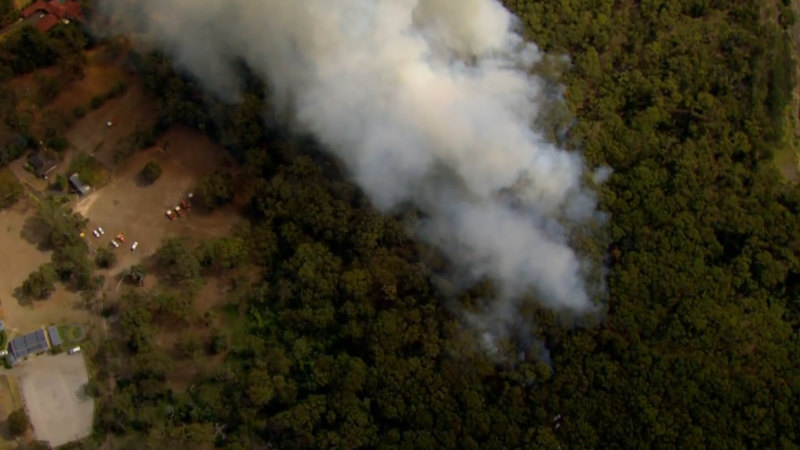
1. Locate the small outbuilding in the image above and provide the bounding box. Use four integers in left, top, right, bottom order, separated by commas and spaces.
68, 172, 91, 196
47, 326, 62, 348
28, 152, 59, 179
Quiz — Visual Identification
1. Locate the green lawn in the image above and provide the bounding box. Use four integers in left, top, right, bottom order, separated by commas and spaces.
57, 324, 86, 348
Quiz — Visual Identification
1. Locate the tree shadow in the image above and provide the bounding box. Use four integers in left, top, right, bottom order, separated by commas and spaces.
134, 172, 157, 188
75, 385, 92, 402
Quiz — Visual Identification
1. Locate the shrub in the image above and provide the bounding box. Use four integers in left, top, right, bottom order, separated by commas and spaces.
140, 160, 162, 184
21, 263, 58, 299
46, 136, 69, 152
7, 409, 29, 437
95, 247, 117, 269
72, 105, 86, 118
89, 94, 105, 109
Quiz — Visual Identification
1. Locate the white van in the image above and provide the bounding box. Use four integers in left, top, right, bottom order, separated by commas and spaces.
131, 241, 139, 251
68, 346, 81, 354
110, 240, 119, 248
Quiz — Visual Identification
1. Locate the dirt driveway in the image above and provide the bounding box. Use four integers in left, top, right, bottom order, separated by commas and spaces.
13, 353, 93, 448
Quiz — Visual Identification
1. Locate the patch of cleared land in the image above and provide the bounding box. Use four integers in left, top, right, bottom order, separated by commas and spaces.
76, 125, 239, 276
13, 353, 93, 448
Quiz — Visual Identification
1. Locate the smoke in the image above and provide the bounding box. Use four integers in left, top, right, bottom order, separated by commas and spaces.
97, 0, 604, 338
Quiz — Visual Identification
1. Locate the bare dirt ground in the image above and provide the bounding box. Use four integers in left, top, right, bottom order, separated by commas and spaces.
76, 125, 240, 278
12, 353, 93, 448
65, 82, 157, 169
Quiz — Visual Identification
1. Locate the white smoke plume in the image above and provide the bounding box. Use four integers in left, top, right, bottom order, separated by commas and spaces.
97, 0, 604, 336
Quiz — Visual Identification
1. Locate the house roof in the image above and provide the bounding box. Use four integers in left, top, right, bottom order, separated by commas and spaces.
29, 152, 59, 177
47, 326, 62, 347
22, 0, 82, 32
22, 0, 81, 20
68, 172, 90, 195
9, 329, 49, 359
34, 14, 59, 32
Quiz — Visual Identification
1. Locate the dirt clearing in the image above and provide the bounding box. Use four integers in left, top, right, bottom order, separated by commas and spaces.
75, 125, 239, 273
13, 353, 93, 448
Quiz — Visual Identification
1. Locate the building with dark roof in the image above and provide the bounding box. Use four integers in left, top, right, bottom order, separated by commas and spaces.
28, 152, 59, 179
47, 326, 62, 348
22, 0, 82, 33
68, 172, 91, 196
8, 329, 50, 362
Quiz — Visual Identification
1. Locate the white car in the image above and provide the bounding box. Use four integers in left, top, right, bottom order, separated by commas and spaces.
131, 241, 139, 251
110, 240, 120, 248
92, 230, 100, 238
97, 226, 104, 235
68, 346, 81, 354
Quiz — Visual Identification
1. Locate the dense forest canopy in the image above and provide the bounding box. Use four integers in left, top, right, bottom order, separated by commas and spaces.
1, 0, 798, 448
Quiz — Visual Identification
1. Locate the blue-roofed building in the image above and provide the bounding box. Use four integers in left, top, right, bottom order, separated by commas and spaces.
47, 326, 62, 348
9, 329, 50, 363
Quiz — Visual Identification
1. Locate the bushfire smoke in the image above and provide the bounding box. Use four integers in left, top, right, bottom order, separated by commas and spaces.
97, 0, 603, 337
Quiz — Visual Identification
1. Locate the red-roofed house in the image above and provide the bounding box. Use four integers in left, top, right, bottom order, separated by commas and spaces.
21, 0, 82, 33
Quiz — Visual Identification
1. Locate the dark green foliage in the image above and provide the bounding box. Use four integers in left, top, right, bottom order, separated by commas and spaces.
96, 1, 800, 448
194, 170, 234, 210
95, 247, 117, 269
84, 380, 101, 398
46, 136, 69, 152
49, 173, 68, 192
198, 236, 249, 270
21, 263, 58, 299
7, 408, 29, 437
207, 331, 228, 354
31, 197, 94, 291
72, 105, 86, 119
0, 22, 87, 77
127, 264, 146, 286
89, 95, 104, 109
0, 0, 19, 28
67, 152, 105, 187
139, 160, 162, 184
154, 238, 202, 283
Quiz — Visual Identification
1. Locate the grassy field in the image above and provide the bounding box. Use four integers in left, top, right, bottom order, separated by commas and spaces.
57, 324, 86, 349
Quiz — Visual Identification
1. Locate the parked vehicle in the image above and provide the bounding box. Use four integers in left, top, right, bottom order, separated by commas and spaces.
97, 226, 104, 235
92, 230, 100, 238
166, 209, 175, 220
110, 240, 120, 248
174, 205, 184, 217
68, 346, 81, 354
131, 241, 139, 251
116, 233, 125, 243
